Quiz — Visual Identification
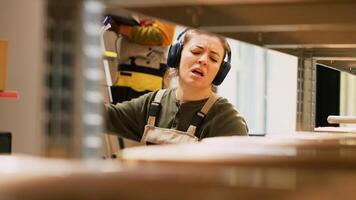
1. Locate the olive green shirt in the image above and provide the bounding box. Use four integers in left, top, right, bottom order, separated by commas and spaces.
105, 88, 248, 142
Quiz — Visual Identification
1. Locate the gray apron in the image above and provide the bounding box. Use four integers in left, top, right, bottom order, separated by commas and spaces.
140, 89, 219, 144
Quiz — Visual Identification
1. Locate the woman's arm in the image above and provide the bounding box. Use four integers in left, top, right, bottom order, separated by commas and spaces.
118, 20, 175, 47
104, 92, 155, 141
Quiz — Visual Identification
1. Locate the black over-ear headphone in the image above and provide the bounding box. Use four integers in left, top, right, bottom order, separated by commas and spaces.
167, 29, 231, 86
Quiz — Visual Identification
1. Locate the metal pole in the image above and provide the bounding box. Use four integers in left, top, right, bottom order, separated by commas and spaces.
82, 0, 104, 159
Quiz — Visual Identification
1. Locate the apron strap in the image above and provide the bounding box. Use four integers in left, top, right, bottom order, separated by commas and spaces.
147, 89, 166, 126
186, 93, 219, 136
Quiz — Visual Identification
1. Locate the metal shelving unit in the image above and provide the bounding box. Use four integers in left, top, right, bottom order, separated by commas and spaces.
103, 0, 356, 131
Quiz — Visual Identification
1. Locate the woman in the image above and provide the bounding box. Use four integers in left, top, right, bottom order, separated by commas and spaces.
105, 29, 248, 144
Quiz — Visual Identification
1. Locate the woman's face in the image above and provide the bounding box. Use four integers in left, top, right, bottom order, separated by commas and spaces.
178, 33, 225, 90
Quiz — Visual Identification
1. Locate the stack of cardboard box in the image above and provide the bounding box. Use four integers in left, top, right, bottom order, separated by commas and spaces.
0, 40, 17, 99
0, 40, 7, 91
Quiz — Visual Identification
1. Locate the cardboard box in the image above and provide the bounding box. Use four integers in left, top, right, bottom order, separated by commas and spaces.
0, 40, 8, 91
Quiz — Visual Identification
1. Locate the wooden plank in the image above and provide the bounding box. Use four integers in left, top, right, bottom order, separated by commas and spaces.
107, 2, 356, 28
121, 133, 356, 167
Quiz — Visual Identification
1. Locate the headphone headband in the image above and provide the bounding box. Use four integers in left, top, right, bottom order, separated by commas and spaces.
176, 28, 189, 41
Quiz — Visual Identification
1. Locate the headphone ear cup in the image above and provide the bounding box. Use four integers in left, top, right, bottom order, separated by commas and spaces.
167, 43, 183, 68
212, 61, 231, 85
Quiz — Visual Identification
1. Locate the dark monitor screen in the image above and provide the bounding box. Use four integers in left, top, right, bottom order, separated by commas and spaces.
0, 132, 11, 154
